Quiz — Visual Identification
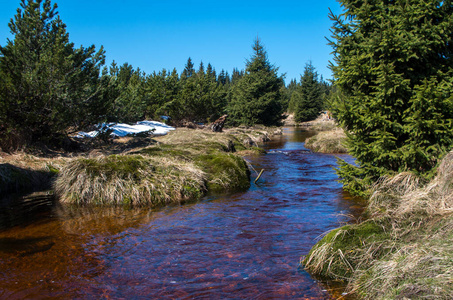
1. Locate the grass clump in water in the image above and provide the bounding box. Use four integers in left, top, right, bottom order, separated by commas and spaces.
55, 128, 266, 206
195, 153, 250, 192
55, 154, 206, 206
303, 220, 390, 279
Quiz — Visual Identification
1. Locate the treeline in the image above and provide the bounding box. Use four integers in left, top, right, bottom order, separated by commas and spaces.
0, 0, 331, 151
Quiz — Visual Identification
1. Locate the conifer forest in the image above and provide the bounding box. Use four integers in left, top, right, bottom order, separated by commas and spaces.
0, 0, 330, 152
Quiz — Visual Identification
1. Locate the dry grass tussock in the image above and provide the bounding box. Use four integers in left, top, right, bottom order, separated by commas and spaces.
304, 150, 453, 299
302, 118, 338, 131
156, 127, 272, 149
370, 151, 453, 219
304, 128, 347, 153
55, 155, 206, 206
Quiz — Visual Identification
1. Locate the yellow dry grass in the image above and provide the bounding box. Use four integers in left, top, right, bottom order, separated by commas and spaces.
55, 154, 206, 206
304, 128, 347, 153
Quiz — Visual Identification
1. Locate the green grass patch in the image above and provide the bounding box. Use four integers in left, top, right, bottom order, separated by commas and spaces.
195, 153, 250, 192
303, 220, 390, 279
77, 155, 151, 181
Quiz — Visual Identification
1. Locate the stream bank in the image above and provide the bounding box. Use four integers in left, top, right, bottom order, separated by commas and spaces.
303, 151, 453, 299
0, 126, 363, 299
1, 126, 274, 208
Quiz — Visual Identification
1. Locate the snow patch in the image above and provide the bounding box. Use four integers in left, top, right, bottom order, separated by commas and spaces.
76, 121, 175, 138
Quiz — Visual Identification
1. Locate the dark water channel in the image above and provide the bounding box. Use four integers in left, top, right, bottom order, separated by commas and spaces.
0, 127, 363, 299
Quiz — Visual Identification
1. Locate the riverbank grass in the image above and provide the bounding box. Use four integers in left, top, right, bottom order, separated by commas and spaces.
54, 128, 267, 206
304, 128, 347, 153
303, 151, 453, 299
0, 154, 66, 195
55, 154, 206, 206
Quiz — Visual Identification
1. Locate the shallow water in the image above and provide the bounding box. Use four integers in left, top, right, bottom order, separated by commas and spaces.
0, 127, 362, 299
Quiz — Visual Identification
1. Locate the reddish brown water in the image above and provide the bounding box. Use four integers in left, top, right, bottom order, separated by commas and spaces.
0, 127, 362, 299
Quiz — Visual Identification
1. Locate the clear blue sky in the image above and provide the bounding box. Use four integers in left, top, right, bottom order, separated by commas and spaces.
0, 0, 342, 83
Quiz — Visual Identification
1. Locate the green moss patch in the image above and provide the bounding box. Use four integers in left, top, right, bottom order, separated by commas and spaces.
303, 220, 390, 279
195, 153, 250, 192
77, 155, 151, 181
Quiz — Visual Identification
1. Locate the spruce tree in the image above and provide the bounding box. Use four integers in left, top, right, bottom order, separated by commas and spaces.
175, 61, 226, 123
218, 69, 229, 85
228, 39, 284, 126
153, 68, 182, 122
292, 62, 323, 122
0, 0, 105, 149
181, 57, 195, 79
330, 0, 453, 195
110, 63, 146, 123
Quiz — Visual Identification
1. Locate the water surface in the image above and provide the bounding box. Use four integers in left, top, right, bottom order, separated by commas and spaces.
0, 127, 362, 299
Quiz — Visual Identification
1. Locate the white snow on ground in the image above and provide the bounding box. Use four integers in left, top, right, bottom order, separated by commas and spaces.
76, 121, 175, 138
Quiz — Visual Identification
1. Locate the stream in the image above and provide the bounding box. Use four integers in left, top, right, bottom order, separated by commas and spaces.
0, 127, 362, 299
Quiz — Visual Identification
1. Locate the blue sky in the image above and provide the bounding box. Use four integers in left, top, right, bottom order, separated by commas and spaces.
0, 0, 342, 83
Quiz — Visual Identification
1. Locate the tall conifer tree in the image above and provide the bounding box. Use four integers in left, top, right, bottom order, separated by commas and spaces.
292, 62, 323, 122
0, 0, 105, 148
181, 57, 195, 79
330, 0, 453, 195
228, 38, 284, 126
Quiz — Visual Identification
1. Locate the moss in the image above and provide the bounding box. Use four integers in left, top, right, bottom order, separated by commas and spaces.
195, 153, 250, 192
250, 147, 267, 155
136, 146, 193, 161
77, 155, 152, 181
46, 164, 60, 175
304, 220, 390, 278
233, 142, 247, 151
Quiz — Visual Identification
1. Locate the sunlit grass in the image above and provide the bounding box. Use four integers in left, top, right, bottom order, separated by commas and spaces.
304, 128, 347, 153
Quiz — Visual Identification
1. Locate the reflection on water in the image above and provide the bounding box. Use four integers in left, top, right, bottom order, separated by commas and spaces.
0, 127, 362, 299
